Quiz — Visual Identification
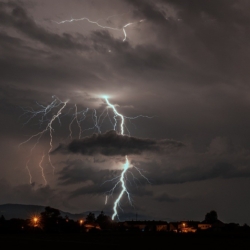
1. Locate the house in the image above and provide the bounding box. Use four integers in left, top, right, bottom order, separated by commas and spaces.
119, 220, 168, 232
201, 219, 225, 231
169, 221, 199, 233
198, 223, 212, 230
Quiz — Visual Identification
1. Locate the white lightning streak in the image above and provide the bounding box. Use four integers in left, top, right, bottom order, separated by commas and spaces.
112, 155, 131, 220
122, 22, 133, 42
20, 95, 151, 213
102, 96, 152, 220
69, 104, 82, 139
134, 166, 151, 184
54, 17, 145, 42
46, 100, 68, 174
103, 96, 124, 135
19, 99, 69, 175
103, 97, 131, 220
39, 152, 47, 186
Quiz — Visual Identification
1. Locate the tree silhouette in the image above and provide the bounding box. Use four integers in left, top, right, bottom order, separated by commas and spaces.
41, 206, 61, 219
205, 210, 218, 223
40, 206, 62, 232
96, 211, 112, 230
85, 212, 96, 223
0, 215, 5, 223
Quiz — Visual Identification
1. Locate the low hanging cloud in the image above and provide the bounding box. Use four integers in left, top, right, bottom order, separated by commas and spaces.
52, 130, 185, 156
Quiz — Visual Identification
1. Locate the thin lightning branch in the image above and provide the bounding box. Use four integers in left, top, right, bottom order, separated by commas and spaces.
69, 104, 82, 139
26, 159, 32, 185
19, 98, 69, 176
18, 98, 69, 148
39, 152, 47, 186
106, 178, 121, 196
134, 166, 151, 184
54, 16, 145, 42
92, 109, 101, 133
128, 170, 140, 187
101, 175, 121, 186
46, 100, 69, 174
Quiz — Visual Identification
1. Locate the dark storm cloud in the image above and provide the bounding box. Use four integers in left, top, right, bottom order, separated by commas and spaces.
57, 159, 121, 198
141, 140, 250, 186
0, 2, 88, 51
125, 0, 167, 24
163, 0, 250, 25
57, 159, 153, 198
68, 184, 153, 199
53, 130, 185, 156
126, 0, 250, 27
124, 0, 250, 84
1, 0, 250, 224
58, 159, 120, 186
0, 179, 68, 207
91, 30, 181, 72
155, 192, 179, 203
55, 138, 250, 200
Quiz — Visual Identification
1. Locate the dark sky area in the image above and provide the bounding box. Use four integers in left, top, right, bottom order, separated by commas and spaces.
1, 0, 250, 224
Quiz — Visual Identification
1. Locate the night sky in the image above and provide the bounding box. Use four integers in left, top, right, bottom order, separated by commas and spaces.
1, 0, 250, 224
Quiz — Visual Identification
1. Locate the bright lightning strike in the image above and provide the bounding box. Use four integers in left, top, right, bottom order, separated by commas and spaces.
54, 16, 145, 42
112, 155, 131, 220
20, 95, 152, 219
103, 96, 125, 135
102, 96, 150, 221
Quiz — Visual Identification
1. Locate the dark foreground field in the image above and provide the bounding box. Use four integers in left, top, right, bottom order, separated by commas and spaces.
1, 231, 250, 248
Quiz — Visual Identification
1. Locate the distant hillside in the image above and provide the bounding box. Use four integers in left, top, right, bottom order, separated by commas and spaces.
0, 204, 90, 220
0, 204, 168, 222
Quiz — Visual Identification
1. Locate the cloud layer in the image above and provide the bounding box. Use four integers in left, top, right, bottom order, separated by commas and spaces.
1, 0, 250, 224
53, 130, 185, 156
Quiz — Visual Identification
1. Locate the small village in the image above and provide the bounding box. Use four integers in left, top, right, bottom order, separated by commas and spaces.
0, 207, 249, 234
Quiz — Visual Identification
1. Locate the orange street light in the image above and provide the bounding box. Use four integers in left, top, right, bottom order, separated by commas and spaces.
33, 217, 39, 227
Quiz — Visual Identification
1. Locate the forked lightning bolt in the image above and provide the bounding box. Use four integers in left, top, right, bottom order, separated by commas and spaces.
19, 97, 69, 182
102, 96, 150, 220
54, 16, 145, 42
20, 95, 151, 220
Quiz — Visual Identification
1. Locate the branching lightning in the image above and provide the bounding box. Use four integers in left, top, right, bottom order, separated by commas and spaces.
102, 96, 151, 220
20, 95, 152, 220
54, 16, 145, 42
19, 96, 69, 182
